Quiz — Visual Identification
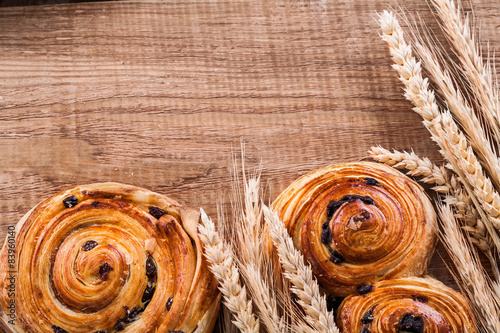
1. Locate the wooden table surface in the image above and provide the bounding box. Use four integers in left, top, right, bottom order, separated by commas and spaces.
1, 0, 499, 328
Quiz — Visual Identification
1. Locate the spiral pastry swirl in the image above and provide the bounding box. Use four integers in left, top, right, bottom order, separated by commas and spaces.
0, 183, 220, 333
272, 162, 437, 296
337, 276, 477, 332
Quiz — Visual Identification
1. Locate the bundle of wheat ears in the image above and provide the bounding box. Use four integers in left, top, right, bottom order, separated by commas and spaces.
373, 1, 500, 331
198, 0, 500, 331
198, 152, 339, 333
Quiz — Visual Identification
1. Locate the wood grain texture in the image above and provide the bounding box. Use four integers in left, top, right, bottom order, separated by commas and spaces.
0, 0, 499, 331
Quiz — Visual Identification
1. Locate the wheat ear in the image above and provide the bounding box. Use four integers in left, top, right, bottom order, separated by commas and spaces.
369, 146, 447, 185
228, 147, 287, 333
237, 177, 285, 333
263, 205, 339, 333
198, 209, 260, 333
379, 11, 441, 139
432, 0, 500, 147
437, 203, 500, 332
368, 146, 498, 275
368, 146, 477, 219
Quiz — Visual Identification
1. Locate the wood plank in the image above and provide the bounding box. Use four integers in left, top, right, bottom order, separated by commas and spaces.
1, 0, 499, 330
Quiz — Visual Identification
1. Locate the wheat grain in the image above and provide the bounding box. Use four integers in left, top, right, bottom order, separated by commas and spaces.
198, 209, 260, 333
437, 203, 500, 332
263, 205, 339, 333
434, 112, 500, 274
236, 175, 264, 267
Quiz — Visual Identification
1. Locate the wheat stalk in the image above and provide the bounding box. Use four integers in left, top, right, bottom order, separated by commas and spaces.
431, 0, 500, 150
437, 203, 500, 332
226, 147, 323, 333
381, 4, 500, 324
263, 205, 339, 333
198, 209, 260, 333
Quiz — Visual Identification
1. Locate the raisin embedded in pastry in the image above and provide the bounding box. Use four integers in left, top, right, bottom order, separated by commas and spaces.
272, 162, 437, 296
0, 183, 220, 333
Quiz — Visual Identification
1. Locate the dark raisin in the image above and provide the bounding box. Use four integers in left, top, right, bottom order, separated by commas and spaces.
94, 331, 107, 333
357, 284, 374, 295
82, 240, 98, 251
62, 195, 78, 208
52, 325, 68, 333
149, 206, 166, 219
98, 263, 113, 281
329, 250, 345, 264
166, 296, 174, 311
326, 200, 344, 221
365, 178, 380, 186
126, 307, 139, 323
142, 285, 156, 304
361, 329, 371, 333
321, 223, 332, 245
413, 295, 428, 303
400, 314, 424, 333
114, 318, 126, 331
90, 201, 100, 207
326, 195, 375, 222
361, 307, 375, 324
342, 195, 375, 206
146, 255, 157, 279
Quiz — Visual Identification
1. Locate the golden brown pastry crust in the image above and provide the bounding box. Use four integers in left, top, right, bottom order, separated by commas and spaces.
272, 162, 437, 296
0, 183, 220, 333
337, 276, 477, 332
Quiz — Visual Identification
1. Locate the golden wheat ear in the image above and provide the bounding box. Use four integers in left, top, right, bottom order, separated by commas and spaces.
263, 205, 340, 333
198, 209, 260, 333
369, 148, 487, 241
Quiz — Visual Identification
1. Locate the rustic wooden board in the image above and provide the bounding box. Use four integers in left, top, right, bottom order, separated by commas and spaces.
1, 0, 499, 330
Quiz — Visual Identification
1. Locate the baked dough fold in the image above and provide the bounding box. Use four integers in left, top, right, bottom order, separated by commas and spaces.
272, 162, 437, 296
0, 183, 220, 333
